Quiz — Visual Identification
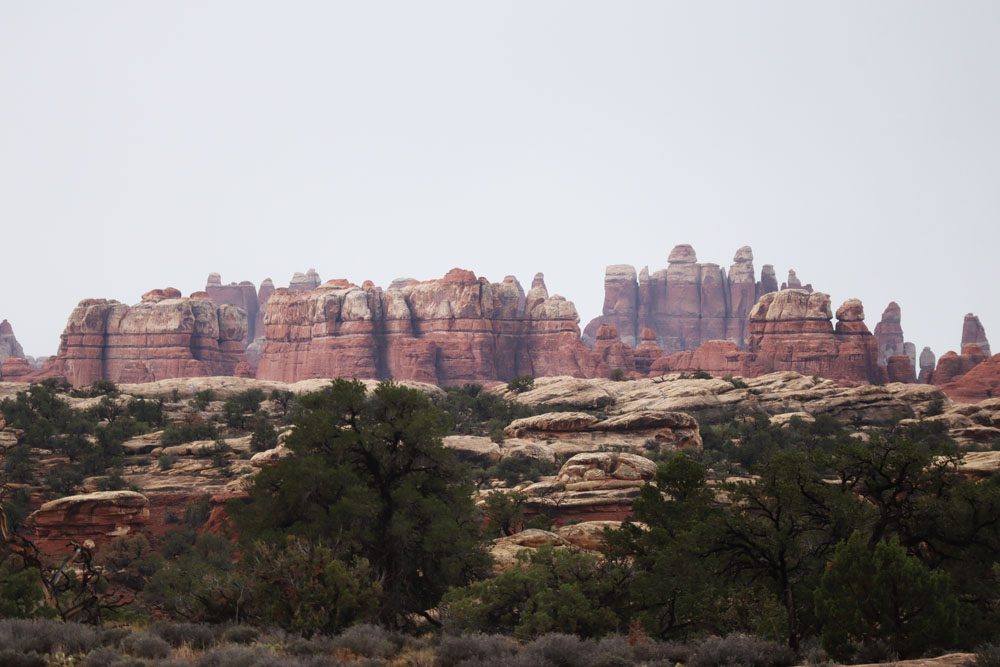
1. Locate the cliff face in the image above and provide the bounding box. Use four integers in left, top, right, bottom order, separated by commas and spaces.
650, 290, 885, 385
0, 319, 29, 380
583, 245, 788, 353
256, 268, 604, 385
31, 291, 248, 387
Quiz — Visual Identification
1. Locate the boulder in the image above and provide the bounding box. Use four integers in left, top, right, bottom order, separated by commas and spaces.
27, 491, 150, 549
504, 409, 701, 456
443, 435, 502, 464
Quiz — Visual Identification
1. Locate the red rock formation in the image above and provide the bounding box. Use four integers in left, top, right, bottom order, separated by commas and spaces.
584, 245, 787, 354
591, 324, 635, 375
206, 273, 260, 343
1, 356, 33, 379
289, 268, 321, 291
962, 314, 991, 357
26, 491, 149, 554
874, 302, 905, 368
934, 345, 989, 385
256, 268, 604, 385
0, 318, 25, 365
31, 292, 248, 387
583, 265, 639, 346
930, 314, 992, 388
940, 353, 1000, 402
650, 340, 750, 377
633, 328, 663, 375
758, 264, 779, 296
727, 246, 758, 343
651, 291, 884, 385
918, 346, 936, 384
886, 355, 917, 384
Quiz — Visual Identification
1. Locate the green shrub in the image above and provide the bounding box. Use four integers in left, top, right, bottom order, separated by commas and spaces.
486, 456, 555, 486
723, 375, 749, 389
126, 398, 165, 427
158, 454, 177, 471
506, 376, 535, 394
249, 415, 278, 453
222, 389, 266, 428
161, 420, 218, 446
191, 389, 217, 411
692, 370, 713, 380
609, 368, 626, 382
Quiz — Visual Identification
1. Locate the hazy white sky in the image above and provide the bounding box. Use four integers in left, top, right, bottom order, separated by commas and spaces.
1, 1, 997, 360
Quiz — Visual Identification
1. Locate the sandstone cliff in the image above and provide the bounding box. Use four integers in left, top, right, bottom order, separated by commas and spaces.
649, 290, 885, 385
927, 314, 992, 392
256, 268, 605, 385
0, 319, 29, 380
31, 291, 249, 387
582, 245, 788, 353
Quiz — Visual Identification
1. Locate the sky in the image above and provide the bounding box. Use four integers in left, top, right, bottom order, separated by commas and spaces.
1, 1, 997, 360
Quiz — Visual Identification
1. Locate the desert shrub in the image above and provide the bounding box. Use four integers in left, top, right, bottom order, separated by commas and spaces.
486, 456, 555, 486
95, 469, 128, 491
104, 534, 162, 591
249, 415, 278, 453
691, 370, 713, 380
2, 443, 35, 483
80, 647, 127, 667
723, 375, 749, 389
0, 561, 47, 618
196, 644, 285, 667
121, 632, 171, 659
482, 491, 527, 537
221, 625, 260, 645
77, 380, 120, 398
283, 635, 337, 656
521, 633, 591, 667
223, 389, 266, 428
159, 453, 177, 470
926, 396, 946, 417
162, 420, 218, 446
688, 634, 795, 667
152, 620, 217, 649
0, 650, 46, 667
126, 398, 165, 427
609, 368, 626, 382
441, 546, 623, 639
192, 389, 218, 411
436, 384, 538, 442
0, 618, 101, 655
976, 643, 1000, 667
100, 627, 131, 647
437, 633, 519, 667
43, 463, 84, 495
334, 624, 398, 659
506, 376, 535, 394
185, 495, 212, 528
